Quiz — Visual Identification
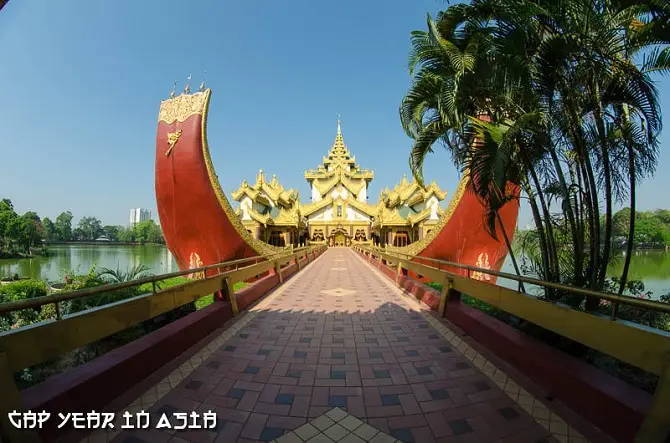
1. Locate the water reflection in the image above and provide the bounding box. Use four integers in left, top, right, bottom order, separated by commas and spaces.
500, 250, 670, 299
0, 245, 178, 282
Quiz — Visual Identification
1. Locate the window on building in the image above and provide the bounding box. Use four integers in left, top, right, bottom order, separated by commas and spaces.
269, 231, 285, 247
393, 231, 409, 247
337, 206, 343, 217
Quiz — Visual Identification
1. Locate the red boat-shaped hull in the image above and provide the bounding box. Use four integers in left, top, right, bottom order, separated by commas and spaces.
155, 89, 280, 272
393, 176, 520, 283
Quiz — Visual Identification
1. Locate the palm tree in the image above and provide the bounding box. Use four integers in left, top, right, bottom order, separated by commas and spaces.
401, 0, 667, 305
98, 264, 152, 284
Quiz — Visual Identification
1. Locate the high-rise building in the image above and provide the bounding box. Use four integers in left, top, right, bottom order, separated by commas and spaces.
129, 208, 151, 227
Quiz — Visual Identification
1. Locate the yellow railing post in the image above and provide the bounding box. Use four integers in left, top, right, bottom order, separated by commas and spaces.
221, 277, 239, 316
438, 279, 453, 318
634, 352, 670, 443
274, 260, 283, 284
295, 254, 301, 271
0, 353, 41, 443
396, 261, 403, 285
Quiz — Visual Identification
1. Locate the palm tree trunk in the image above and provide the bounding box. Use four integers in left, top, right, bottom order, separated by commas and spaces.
548, 148, 582, 282
496, 212, 526, 293
618, 144, 635, 297
524, 182, 552, 294
593, 100, 613, 289
583, 153, 601, 292
528, 164, 559, 282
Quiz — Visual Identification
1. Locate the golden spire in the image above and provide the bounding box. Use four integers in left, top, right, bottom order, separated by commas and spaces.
330, 114, 347, 156
184, 74, 192, 94
199, 70, 207, 92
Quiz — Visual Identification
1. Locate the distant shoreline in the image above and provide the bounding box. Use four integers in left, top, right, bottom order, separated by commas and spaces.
44, 241, 165, 247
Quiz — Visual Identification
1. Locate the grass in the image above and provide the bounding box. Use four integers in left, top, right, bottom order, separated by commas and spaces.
195, 282, 248, 310
425, 282, 502, 316
137, 277, 249, 310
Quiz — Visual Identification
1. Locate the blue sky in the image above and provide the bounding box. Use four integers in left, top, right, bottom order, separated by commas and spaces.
0, 0, 668, 228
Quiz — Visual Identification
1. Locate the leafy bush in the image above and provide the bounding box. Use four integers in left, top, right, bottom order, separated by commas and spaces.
0, 280, 48, 301
0, 280, 49, 328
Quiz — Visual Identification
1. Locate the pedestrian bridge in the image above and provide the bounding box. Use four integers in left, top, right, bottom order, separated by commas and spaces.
0, 246, 668, 443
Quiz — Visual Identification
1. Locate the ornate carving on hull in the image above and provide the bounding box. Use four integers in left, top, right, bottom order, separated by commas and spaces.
158, 92, 209, 124
188, 252, 204, 279
165, 129, 183, 157
471, 252, 492, 281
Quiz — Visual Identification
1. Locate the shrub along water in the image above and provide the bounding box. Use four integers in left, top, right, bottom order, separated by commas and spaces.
0, 263, 244, 389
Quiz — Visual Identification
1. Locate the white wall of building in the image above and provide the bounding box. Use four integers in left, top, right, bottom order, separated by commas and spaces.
358, 186, 367, 202
311, 185, 322, 202
330, 186, 348, 200
347, 206, 370, 221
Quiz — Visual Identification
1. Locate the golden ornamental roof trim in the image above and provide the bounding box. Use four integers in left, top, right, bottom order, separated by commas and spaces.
158, 90, 209, 124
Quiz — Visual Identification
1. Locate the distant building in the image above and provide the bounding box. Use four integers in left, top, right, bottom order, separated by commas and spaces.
231, 119, 447, 247
129, 208, 151, 227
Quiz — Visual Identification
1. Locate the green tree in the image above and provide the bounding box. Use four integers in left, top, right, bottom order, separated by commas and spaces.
102, 225, 120, 242
634, 212, 667, 244
77, 216, 103, 241
71, 227, 84, 241
0, 199, 18, 251
612, 208, 631, 238
654, 209, 670, 225
117, 226, 136, 243
133, 220, 164, 244
400, 0, 668, 306
54, 211, 73, 241
42, 217, 55, 241
18, 212, 43, 251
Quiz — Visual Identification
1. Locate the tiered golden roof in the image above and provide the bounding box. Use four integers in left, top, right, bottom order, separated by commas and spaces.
373, 175, 448, 228
231, 170, 304, 227
232, 170, 299, 208
303, 120, 374, 199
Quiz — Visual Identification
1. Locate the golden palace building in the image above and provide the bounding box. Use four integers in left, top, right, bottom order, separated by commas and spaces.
231, 120, 447, 247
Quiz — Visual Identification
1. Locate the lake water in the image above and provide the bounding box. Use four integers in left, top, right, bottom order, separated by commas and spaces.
0, 244, 178, 282
1, 245, 668, 299
499, 249, 670, 299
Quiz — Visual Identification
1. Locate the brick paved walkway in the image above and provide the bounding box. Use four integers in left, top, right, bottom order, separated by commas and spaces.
92, 248, 588, 443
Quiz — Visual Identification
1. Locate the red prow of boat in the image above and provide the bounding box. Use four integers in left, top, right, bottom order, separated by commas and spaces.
155, 88, 280, 273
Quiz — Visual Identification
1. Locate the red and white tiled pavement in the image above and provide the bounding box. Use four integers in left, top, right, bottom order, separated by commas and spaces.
82, 248, 592, 443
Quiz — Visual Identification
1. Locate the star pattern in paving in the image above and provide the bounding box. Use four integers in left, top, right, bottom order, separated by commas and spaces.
272, 407, 397, 442
320, 287, 357, 297
330, 267, 348, 271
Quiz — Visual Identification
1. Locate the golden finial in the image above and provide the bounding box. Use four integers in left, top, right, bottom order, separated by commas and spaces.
184, 74, 192, 94
199, 70, 207, 92
169, 80, 177, 98
337, 114, 341, 136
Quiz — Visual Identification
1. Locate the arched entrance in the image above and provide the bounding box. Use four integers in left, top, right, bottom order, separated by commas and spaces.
328, 226, 351, 247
